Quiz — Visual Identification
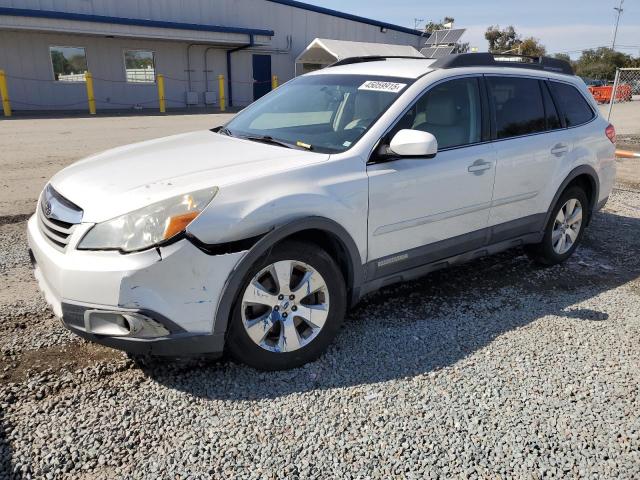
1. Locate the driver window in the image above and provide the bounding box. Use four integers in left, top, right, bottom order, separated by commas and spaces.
392, 77, 482, 150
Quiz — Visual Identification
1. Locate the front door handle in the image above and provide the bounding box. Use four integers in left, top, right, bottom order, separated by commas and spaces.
467, 159, 492, 175
551, 143, 569, 157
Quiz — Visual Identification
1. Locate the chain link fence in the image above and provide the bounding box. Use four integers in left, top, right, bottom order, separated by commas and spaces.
607, 67, 640, 122
600, 68, 640, 147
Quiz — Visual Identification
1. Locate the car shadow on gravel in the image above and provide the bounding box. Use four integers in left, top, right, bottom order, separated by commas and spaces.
135, 210, 640, 401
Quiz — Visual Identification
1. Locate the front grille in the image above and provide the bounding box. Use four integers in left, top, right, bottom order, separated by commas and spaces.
37, 185, 83, 252
37, 206, 76, 251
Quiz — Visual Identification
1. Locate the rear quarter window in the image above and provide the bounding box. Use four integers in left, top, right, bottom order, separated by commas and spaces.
548, 81, 595, 127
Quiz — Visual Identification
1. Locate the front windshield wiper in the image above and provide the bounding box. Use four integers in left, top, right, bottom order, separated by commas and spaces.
241, 135, 298, 150
216, 126, 233, 137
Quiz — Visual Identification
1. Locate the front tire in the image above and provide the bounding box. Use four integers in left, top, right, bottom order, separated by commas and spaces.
227, 241, 346, 370
525, 186, 588, 266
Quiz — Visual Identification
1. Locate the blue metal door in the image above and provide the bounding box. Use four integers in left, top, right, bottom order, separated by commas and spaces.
252, 54, 272, 101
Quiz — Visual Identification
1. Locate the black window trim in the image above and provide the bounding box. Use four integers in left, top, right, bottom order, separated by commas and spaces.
482, 75, 497, 140
545, 79, 597, 130
538, 79, 564, 130
368, 73, 491, 164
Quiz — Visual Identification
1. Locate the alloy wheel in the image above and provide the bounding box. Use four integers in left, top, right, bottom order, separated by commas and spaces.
240, 260, 330, 353
552, 198, 583, 255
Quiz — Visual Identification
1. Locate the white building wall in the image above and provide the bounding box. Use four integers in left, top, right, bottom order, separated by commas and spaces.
0, 0, 424, 110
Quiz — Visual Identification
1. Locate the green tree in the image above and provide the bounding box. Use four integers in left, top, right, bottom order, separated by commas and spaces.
519, 37, 546, 56
485, 25, 519, 53
424, 16, 455, 33
485, 26, 546, 56
50, 50, 67, 79
574, 47, 632, 80
553, 53, 576, 73
68, 54, 87, 74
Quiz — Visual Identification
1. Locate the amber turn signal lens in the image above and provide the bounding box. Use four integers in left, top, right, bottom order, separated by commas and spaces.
163, 211, 199, 240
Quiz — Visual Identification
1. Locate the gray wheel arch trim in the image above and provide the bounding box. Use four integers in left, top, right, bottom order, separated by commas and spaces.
211, 216, 363, 336
544, 165, 600, 229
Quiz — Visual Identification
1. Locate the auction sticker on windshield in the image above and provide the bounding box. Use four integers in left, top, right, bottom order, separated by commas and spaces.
358, 81, 406, 93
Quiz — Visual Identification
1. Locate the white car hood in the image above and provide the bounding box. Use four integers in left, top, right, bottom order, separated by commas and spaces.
50, 130, 329, 223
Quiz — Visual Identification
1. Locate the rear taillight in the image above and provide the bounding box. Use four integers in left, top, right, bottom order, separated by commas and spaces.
605, 124, 616, 144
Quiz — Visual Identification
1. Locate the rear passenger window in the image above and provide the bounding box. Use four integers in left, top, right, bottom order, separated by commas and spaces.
548, 81, 595, 127
488, 77, 546, 139
541, 82, 562, 130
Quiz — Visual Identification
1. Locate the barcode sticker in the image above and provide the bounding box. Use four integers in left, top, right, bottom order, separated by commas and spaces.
358, 81, 406, 93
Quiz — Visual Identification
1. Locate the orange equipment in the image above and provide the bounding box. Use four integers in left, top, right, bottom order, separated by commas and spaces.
615, 149, 640, 159
588, 84, 632, 104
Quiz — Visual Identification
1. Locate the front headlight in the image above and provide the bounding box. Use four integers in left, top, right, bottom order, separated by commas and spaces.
78, 187, 218, 252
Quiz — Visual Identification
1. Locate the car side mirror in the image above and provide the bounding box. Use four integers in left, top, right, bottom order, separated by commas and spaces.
388, 129, 438, 158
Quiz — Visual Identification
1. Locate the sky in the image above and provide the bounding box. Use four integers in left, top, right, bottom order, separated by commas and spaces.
302, 0, 640, 58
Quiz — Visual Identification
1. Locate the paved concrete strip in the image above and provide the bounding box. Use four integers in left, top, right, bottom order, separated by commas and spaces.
598, 101, 640, 136
0, 113, 234, 218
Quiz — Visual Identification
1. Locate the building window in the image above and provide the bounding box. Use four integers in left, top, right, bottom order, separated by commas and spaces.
50, 46, 88, 82
124, 50, 156, 83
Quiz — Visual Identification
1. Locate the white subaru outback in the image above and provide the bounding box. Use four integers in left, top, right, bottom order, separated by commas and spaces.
28, 53, 616, 370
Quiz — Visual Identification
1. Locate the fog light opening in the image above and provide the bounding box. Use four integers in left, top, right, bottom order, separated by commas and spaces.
84, 310, 170, 338
119, 315, 131, 333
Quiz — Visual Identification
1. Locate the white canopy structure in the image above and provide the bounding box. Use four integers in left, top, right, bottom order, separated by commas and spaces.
295, 38, 424, 75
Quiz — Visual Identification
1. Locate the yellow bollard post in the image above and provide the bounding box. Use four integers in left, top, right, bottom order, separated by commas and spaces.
218, 74, 226, 112
271, 75, 278, 90
85, 71, 96, 115
157, 74, 166, 113
0, 70, 12, 117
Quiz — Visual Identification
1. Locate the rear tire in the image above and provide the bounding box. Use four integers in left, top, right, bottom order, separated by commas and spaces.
525, 186, 589, 266
227, 241, 346, 370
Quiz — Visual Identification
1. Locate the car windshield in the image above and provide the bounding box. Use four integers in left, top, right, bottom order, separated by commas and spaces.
222, 74, 413, 153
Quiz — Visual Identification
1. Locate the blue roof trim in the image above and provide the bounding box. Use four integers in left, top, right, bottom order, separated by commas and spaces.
0, 7, 275, 37
264, 0, 424, 36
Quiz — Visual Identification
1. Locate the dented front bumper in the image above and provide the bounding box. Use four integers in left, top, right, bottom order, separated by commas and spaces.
27, 215, 246, 355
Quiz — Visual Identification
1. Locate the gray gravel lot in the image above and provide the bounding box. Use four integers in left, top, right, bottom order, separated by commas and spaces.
1, 187, 639, 479
1, 111, 639, 478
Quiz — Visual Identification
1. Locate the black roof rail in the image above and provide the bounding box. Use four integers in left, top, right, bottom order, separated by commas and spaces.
430, 52, 574, 75
329, 55, 430, 67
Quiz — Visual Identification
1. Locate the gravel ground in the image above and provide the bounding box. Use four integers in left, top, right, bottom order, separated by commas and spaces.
0, 186, 639, 479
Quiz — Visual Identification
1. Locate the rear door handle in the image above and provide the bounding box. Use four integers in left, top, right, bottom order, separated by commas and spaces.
467, 159, 492, 175
551, 143, 569, 157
